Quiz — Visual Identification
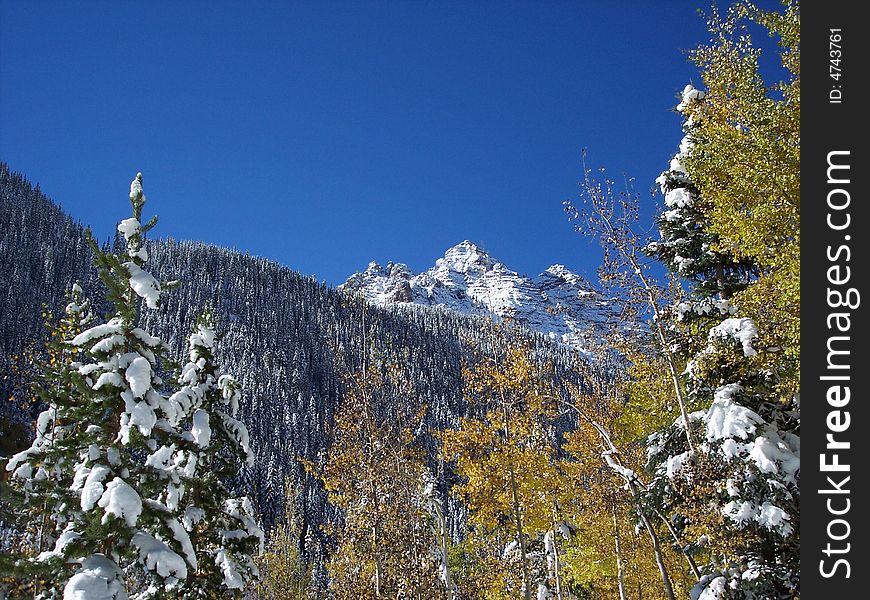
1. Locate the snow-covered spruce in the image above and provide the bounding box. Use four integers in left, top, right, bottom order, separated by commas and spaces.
644, 316, 799, 596
172, 311, 263, 598
639, 84, 800, 598
645, 83, 755, 305
2, 173, 260, 599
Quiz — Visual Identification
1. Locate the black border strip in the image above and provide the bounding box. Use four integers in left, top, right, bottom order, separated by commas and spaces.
802, 1, 867, 595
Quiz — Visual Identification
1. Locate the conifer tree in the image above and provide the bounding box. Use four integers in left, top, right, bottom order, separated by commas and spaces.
1, 283, 95, 597
3, 173, 262, 599
639, 3, 800, 596
684, 0, 800, 375
172, 311, 263, 598
645, 83, 755, 303
4, 173, 195, 598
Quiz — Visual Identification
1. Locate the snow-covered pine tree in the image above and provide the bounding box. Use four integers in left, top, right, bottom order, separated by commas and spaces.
645, 84, 755, 304
4, 173, 197, 599
171, 310, 262, 598
1, 283, 95, 596
642, 73, 799, 598
645, 318, 799, 598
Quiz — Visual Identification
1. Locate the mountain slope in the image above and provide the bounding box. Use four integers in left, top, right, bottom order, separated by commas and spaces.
0, 165, 596, 570
342, 240, 615, 351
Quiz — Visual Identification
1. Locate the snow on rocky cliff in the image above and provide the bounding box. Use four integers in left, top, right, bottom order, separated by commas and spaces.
341, 241, 614, 351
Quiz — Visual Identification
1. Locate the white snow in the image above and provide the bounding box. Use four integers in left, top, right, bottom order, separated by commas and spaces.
602, 450, 636, 482
37, 528, 80, 562
719, 438, 741, 459
757, 502, 791, 533
71, 320, 124, 347
722, 500, 755, 524
215, 549, 244, 589
37, 407, 56, 435
722, 499, 792, 536
132, 531, 188, 580
130, 173, 144, 201
125, 356, 152, 398
124, 261, 161, 309
90, 334, 126, 355
98, 477, 142, 527
117, 217, 140, 241
189, 324, 216, 350
167, 517, 198, 570
191, 409, 212, 447
666, 451, 692, 478
12, 462, 32, 480
145, 445, 175, 472
81, 464, 112, 511
93, 372, 123, 391
183, 506, 206, 529
131, 327, 162, 348
677, 84, 706, 113
710, 317, 758, 357
128, 400, 157, 437
748, 431, 800, 483
705, 384, 763, 441
219, 411, 252, 464
725, 479, 740, 497
664, 187, 693, 208
63, 554, 128, 600
166, 480, 186, 512
340, 241, 614, 352
674, 298, 736, 322
695, 575, 727, 600
219, 374, 241, 415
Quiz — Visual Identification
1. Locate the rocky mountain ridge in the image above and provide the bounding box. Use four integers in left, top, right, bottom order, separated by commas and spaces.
342, 241, 615, 352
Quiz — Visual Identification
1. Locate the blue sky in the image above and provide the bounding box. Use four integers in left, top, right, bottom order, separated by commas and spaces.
1, 1, 713, 286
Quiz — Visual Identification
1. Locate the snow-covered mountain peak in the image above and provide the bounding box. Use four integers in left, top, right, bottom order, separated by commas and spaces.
341, 242, 615, 352
435, 240, 497, 275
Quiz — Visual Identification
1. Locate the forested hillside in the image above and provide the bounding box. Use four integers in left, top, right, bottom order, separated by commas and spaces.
0, 162, 590, 580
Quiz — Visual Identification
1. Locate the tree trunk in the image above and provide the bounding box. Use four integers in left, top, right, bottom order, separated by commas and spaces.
552, 531, 564, 600
654, 507, 702, 580
503, 401, 532, 600
595, 202, 698, 456
640, 513, 676, 600
571, 408, 676, 600
509, 465, 532, 600
372, 523, 382, 597
433, 496, 455, 599
613, 508, 628, 600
